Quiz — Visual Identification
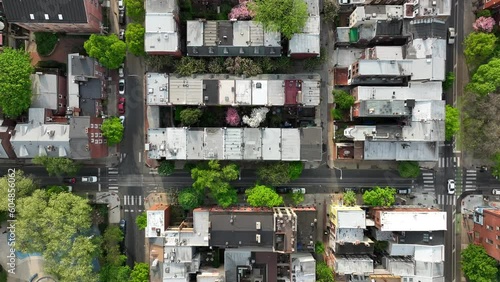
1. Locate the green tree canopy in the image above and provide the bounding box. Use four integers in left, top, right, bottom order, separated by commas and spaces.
442, 72, 455, 91
492, 153, 500, 179
257, 162, 292, 186
245, 185, 284, 208
397, 161, 421, 178
175, 57, 207, 76
125, 23, 145, 56
102, 225, 126, 267
45, 185, 72, 195
0, 169, 38, 212
316, 261, 334, 282
290, 191, 305, 205
333, 89, 355, 110
35, 32, 59, 56
102, 117, 125, 145
362, 186, 396, 207
464, 32, 496, 67
158, 160, 175, 176
99, 265, 132, 282
135, 212, 147, 231
467, 57, 500, 96
461, 244, 498, 282
32, 156, 80, 176
84, 34, 127, 69
445, 105, 460, 141
315, 241, 325, 254
343, 191, 356, 206
191, 160, 239, 208
130, 262, 150, 282
180, 108, 203, 126
44, 235, 100, 282
16, 190, 93, 253
124, 0, 145, 22
0, 48, 34, 118
249, 0, 308, 39
288, 161, 304, 180
178, 187, 204, 210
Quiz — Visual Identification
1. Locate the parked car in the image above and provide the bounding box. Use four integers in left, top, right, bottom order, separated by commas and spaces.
64, 177, 76, 184
118, 65, 124, 78
343, 187, 359, 193
291, 188, 306, 194
82, 176, 98, 183
119, 219, 127, 232
492, 189, 500, 195
448, 27, 456, 44
118, 0, 124, 10
396, 188, 412, 195
119, 10, 126, 25
118, 97, 126, 114
119, 115, 125, 124
66, 186, 73, 192
275, 187, 290, 194
118, 79, 125, 95
447, 179, 455, 194
119, 29, 125, 40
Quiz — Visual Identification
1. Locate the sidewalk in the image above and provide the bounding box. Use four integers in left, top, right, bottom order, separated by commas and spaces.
94, 192, 121, 224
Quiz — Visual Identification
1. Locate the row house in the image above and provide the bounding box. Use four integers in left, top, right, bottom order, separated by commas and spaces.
145, 0, 181, 56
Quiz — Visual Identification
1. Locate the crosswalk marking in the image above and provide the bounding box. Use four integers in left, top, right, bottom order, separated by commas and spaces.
107, 168, 120, 191
108, 170, 119, 175
437, 194, 457, 206
422, 172, 435, 191
464, 169, 477, 191
123, 195, 144, 213
438, 156, 461, 168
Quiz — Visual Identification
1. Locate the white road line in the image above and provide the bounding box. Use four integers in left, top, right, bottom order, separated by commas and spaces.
125, 209, 129, 212
109, 178, 117, 182
138, 196, 142, 206
98, 183, 101, 192
109, 167, 117, 170
109, 186, 119, 190
139, 152, 142, 163
452, 197, 456, 206
98, 168, 101, 176
130, 210, 134, 212
123, 196, 128, 205
465, 181, 473, 184
457, 157, 460, 167
108, 171, 119, 175
149, 171, 159, 175
130, 195, 135, 205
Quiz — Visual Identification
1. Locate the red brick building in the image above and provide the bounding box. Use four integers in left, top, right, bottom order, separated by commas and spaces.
484, 0, 500, 11
3, 0, 102, 33
473, 208, 500, 261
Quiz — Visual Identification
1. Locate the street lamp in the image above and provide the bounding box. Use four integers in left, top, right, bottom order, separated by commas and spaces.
332, 165, 343, 180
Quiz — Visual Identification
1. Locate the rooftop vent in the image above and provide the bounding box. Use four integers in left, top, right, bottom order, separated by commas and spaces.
58, 14, 63, 20
256, 234, 261, 243
30, 14, 35, 20
44, 14, 49, 20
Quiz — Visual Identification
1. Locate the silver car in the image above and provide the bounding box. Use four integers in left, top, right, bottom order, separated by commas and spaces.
82, 176, 98, 183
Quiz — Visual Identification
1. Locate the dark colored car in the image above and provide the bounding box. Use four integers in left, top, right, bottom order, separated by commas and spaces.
275, 187, 291, 194
64, 177, 76, 184
119, 219, 126, 233
343, 187, 359, 193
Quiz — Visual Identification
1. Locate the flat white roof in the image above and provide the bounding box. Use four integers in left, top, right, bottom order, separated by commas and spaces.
379, 211, 447, 231
165, 128, 187, 159
67, 53, 80, 109
219, 80, 235, 105
169, 77, 203, 105
281, 128, 300, 161
337, 209, 366, 229
301, 80, 320, 106
243, 128, 262, 160
186, 21, 204, 47
146, 73, 169, 105
224, 128, 243, 160
252, 80, 268, 105
262, 128, 281, 160
267, 80, 285, 106
186, 129, 204, 160
357, 60, 413, 76
355, 82, 442, 101
145, 210, 165, 238
145, 13, 179, 53
204, 128, 224, 159
411, 58, 445, 81
370, 46, 404, 60
235, 80, 252, 105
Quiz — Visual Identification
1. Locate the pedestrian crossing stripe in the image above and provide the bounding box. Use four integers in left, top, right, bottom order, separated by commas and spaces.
123, 195, 144, 206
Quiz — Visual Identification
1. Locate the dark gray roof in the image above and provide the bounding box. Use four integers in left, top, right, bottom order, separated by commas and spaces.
71, 55, 97, 77
406, 18, 447, 39
209, 212, 274, 248
80, 79, 101, 100
295, 210, 317, 252
187, 46, 282, 57
217, 21, 234, 46
300, 127, 322, 161
203, 80, 219, 105
69, 116, 91, 160
376, 20, 403, 36
3, 0, 87, 24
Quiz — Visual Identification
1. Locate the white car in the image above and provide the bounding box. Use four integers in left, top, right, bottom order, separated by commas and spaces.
492, 189, 500, 195
66, 186, 73, 192
448, 27, 456, 45
447, 179, 455, 194
119, 115, 125, 124
118, 0, 124, 10
82, 176, 98, 183
291, 188, 306, 194
118, 79, 125, 95
118, 65, 124, 78
119, 29, 125, 40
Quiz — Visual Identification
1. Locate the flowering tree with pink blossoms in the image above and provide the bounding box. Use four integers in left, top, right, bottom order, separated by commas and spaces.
473, 17, 496, 33
229, 1, 254, 20
226, 108, 241, 126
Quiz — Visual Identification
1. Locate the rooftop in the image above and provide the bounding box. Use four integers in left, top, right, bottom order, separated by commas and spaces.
334, 255, 374, 275
145, 0, 176, 13
146, 73, 169, 105
353, 82, 442, 101
3, 0, 87, 24
145, 13, 179, 53
300, 127, 322, 162
164, 209, 210, 247
147, 73, 321, 106
294, 208, 317, 252
186, 20, 281, 57
31, 74, 58, 110
372, 208, 447, 232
